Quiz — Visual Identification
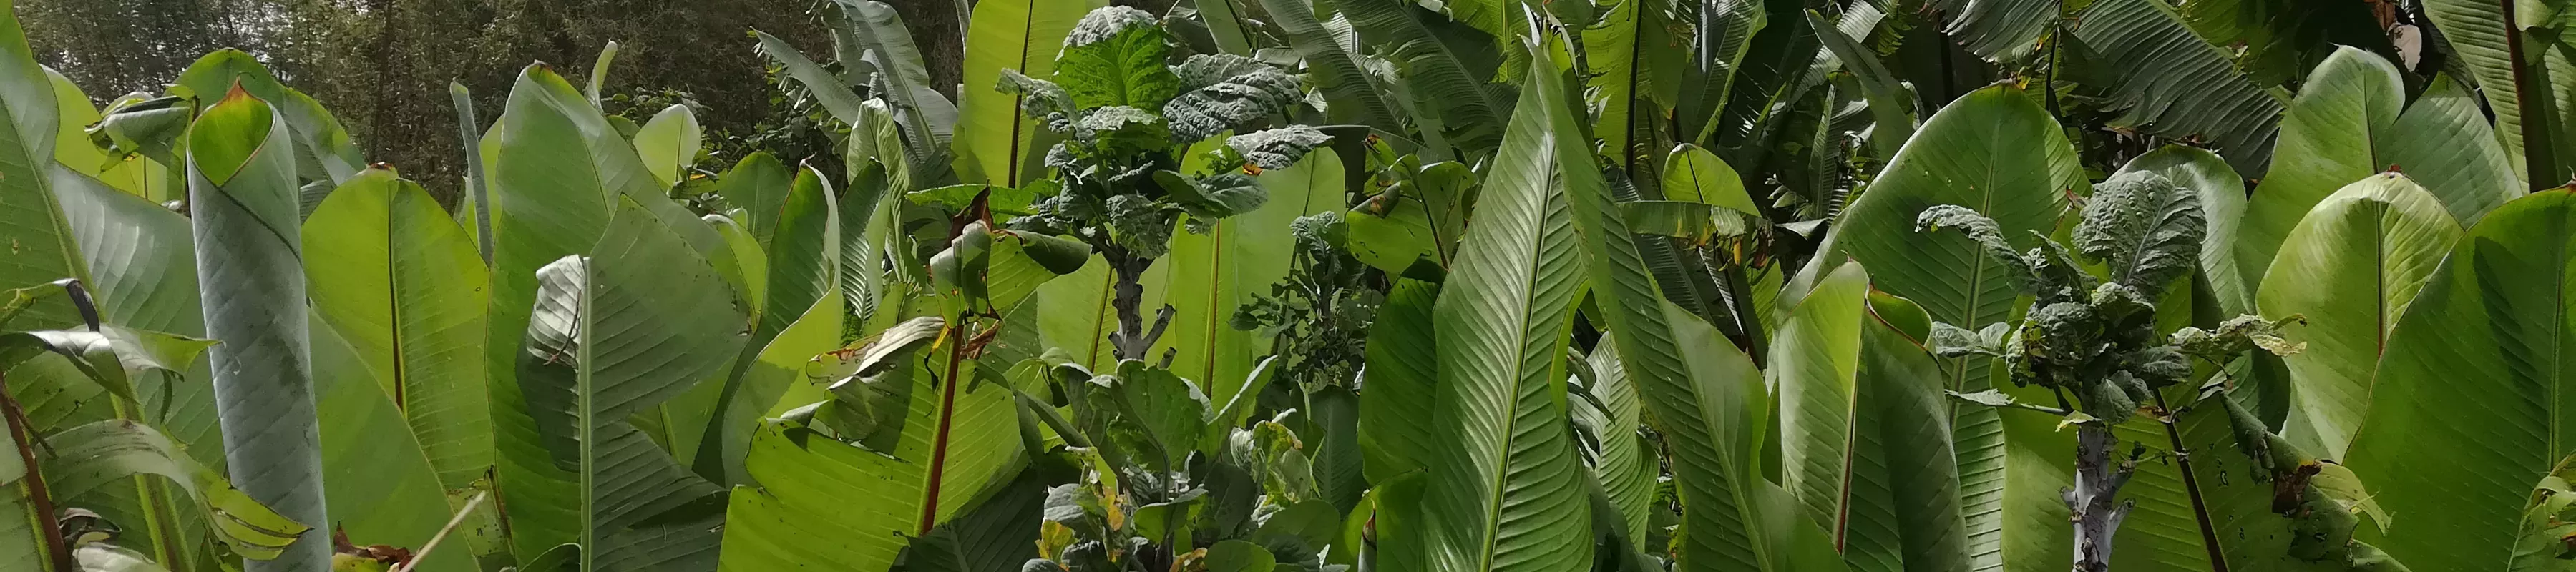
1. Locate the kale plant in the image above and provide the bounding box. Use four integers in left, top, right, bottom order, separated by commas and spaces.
1231, 212, 1383, 393
1917, 171, 2298, 571
998, 6, 1333, 362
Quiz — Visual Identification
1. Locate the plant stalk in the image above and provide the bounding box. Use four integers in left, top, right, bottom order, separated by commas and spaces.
1, 370, 74, 572
2068, 424, 2135, 572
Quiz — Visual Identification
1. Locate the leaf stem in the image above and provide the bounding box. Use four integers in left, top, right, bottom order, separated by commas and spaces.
1, 370, 74, 572
2150, 388, 2230, 572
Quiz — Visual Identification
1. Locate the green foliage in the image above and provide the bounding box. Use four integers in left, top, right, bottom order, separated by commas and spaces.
19, 3, 2576, 572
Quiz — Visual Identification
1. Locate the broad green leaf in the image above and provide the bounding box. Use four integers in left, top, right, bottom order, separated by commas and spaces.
47, 67, 158, 200
1583, 0, 1684, 166
1358, 278, 1439, 484
1775, 265, 1972, 572
518, 200, 740, 570
629, 104, 700, 189
1923, 0, 2053, 61
2417, 0, 2576, 184
0, 0, 77, 331
2258, 174, 2459, 461
1055, 6, 1181, 109
301, 168, 494, 496
2072, 0, 2285, 175
1659, 144, 1762, 216
1335, 0, 1515, 158
2346, 188, 2576, 567
956, 0, 1094, 186
36, 420, 308, 561
2238, 49, 2522, 290
1153, 149, 1340, 406
479, 63, 731, 561
753, 31, 876, 132
1672, 0, 1766, 146
1260, 0, 1404, 133
718, 324, 1025, 570
903, 463, 1053, 572
1345, 161, 1473, 274
683, 163, 841, 485
830, 0, 959, 175
1420, 49, 1591, 572
715, 152, 793, 246
1555, 33, 1787, 569
1798, 84, 2082, 572
185, 87, 333, 572
1571, 339, 1653, 543
1807, 11, 1914, 155
310, 318, 477, 572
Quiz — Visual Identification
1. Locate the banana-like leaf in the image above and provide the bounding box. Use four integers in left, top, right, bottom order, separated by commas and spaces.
683, 164, 841, 485
1558, 38, 1797, 570
0, 0, 76, 331
519, 200, 741, 570
1806, 10, 1913, 155
309, 317, 479, 572
2258, 174, 2459, 461
714, 152, 793, 250
2237, 49, 2522, 290
481, 63, 736, 561
1357, 278, 1439, 484
37, 420, 309, 560
1923, 0, 2054, 62
1345, 161, 1473, 274
903, 462, 1053, 572
630, 104, 701, 189
2072, 0, 2284, 176
831, 0, 959, 174
302, 168, 494, 496
2416, 0, 2576, 185
1796, 84, 2083, 572
2346, 188, 2576, 566
186, 86, 333, 572
1335, 0, 1514, 159
1153, 150, 1340, 406
718, 320, 1025, 571
1773, 262, 1971, 572
955, 0, 1094, 186
1674, 0, 1766, 145
1261, 0, 1404, 134
1570, 339, 1653, 543
1420, 51, 1591, 571
1583, 0, 1684, 167
299, 168, 502, 568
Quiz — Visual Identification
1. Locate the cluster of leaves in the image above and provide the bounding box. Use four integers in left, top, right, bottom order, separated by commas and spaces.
1010, 357, 1343, 572
1231, 212, 1384, 393
995, 7, 1331, 260
1921, 171, 2218, 424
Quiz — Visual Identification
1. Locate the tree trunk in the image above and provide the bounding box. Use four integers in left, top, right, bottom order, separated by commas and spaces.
2068, 425, 2135, 571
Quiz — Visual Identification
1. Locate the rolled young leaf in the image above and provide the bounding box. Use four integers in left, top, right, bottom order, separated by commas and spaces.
187, 85, 330, 572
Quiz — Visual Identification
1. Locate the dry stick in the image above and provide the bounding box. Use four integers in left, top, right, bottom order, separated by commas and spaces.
390, 492, 488, 572
1, 370, 74, 572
